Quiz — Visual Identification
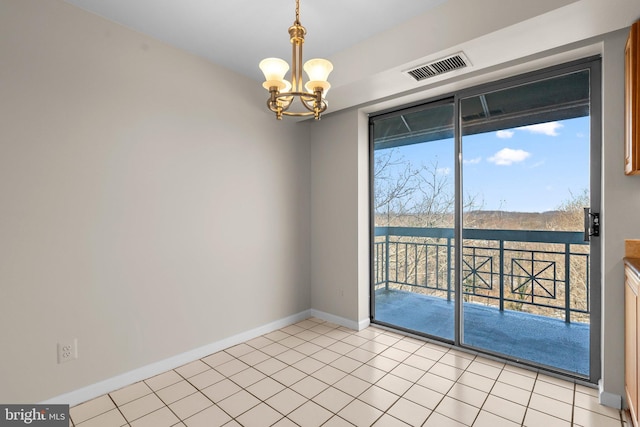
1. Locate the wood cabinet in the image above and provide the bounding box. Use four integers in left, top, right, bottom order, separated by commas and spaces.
626, 262, 640, 427
626, 20, 640, 175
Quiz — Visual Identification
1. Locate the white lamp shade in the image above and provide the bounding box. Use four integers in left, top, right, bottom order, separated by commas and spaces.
305, 81, 331, 95
281, 80, 292, 93
303, 58, 333, 82
259, 58, 289, 82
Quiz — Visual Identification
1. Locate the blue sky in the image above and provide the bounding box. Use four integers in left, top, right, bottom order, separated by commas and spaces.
377, 116, 590, 213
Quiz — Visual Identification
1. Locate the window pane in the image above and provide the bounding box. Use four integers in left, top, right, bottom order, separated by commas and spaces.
460, 70, 591, 376
372, 101, 456, 341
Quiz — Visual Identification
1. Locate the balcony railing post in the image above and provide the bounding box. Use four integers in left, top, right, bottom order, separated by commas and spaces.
499, 240, 504, 312
565, 243, 571, 323
385, 233, 390, 291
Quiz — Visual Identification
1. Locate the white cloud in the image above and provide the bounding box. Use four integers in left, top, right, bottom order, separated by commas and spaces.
496, 130, 514, 139
463, 157, 482, 165
437, 167, 451, 175
488, 148, 531, 166
518, 122, 563, 136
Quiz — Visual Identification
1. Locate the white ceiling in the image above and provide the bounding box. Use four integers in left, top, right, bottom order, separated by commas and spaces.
63, 0, 640, 114
63, 0, 448, 82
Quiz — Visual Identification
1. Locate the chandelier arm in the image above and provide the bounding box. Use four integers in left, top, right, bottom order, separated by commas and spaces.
275, 91, 321, 105
266, 91, 327, 120
266, 88, 296, 120
300, 89, 327, 113
266, 91, 280, 113
279, 98, 294, 113
266, 99, 282, 120
282, 111, 316, 117
299, 94, 324, 112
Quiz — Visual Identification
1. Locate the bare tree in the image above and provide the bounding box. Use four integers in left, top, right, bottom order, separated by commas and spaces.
374, 148, 421, 225
552, 188, 590, 232
374, 147, 483, 297
374, 148, 482, 227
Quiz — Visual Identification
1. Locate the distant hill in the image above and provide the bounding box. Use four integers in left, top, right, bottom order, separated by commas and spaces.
376, 209, 582, 232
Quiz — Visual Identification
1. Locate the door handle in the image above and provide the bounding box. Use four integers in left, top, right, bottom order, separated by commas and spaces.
583, 208, 600, 242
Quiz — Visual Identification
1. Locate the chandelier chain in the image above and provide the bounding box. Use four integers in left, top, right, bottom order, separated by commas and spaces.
295, 0, 300, 24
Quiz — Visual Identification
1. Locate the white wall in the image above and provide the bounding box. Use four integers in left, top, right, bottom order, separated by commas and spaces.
309, 109, 360, 323
310, 28, 640, 404
0, 0, 310, 403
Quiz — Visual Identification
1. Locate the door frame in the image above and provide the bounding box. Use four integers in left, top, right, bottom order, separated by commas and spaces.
369, 56, 603, 383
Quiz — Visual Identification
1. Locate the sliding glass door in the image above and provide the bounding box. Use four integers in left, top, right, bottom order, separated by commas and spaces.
459, 67, 598, 377
370, 58, 601, 381
372, 99, 456, 341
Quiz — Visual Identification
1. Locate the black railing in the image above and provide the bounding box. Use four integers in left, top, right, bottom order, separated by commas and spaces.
374, 227, 590, 323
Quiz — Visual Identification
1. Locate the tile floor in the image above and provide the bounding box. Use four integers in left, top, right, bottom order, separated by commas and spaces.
69, 318, 626, 427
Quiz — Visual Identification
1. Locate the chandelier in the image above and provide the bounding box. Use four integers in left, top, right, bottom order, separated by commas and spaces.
259, 0, 333, 120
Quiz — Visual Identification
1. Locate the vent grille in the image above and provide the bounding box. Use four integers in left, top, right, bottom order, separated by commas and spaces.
406, 53, 469, 81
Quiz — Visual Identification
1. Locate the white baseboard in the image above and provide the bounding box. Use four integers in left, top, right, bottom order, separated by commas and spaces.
358, 317, 371, 331
41, 309, 312, 407
599, 379, 622, 409
309, 309, 369, 331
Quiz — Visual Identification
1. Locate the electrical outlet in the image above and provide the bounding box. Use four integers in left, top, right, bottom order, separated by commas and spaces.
57, 339, 78, 364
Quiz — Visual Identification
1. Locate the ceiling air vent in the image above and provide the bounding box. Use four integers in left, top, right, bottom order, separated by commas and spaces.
405, 53, 469, 82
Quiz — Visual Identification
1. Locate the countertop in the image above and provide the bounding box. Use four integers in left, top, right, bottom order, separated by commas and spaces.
626, 258, 640, 277
626, 240, 640, 276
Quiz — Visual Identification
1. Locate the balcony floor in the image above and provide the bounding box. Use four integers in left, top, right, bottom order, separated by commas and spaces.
374, 288, 589, 376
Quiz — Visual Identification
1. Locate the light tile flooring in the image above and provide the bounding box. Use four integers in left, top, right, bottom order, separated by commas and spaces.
70, 318, 626, 427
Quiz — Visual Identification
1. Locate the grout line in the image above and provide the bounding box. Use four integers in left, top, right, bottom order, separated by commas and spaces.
571, 383, 577, 425
520, 371, 537, 426
107, 393, 129, 427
